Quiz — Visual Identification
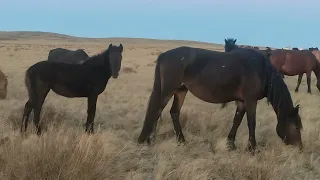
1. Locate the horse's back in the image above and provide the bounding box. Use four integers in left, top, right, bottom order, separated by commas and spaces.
270, 50, 317, 74
48, 48, 89, 64
48, 48, 70, 60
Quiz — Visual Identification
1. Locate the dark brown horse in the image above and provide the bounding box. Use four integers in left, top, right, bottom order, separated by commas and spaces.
137, 42, 302, 153
269, 49, 320, 93
309, 47, 319, 51
48, 48, 89, 64
21, 44, 123, 135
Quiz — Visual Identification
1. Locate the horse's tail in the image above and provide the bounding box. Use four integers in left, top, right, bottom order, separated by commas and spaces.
151, 54, 162, 96
138, 53, 164, 143
24, 67, 37, 104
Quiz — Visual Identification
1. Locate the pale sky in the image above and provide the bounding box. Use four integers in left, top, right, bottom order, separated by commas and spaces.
0, 0, 319, 48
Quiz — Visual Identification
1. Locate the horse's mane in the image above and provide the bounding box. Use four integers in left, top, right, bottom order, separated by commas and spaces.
82, 49, 109, 66
264, 62, 302, 129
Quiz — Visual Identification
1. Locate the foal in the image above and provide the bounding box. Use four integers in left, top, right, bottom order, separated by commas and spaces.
21, 44, 123, 135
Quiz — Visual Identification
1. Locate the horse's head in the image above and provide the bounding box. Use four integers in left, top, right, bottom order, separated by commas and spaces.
107, 43, 123, 79
0, 75, 8, 99
224, 38, 237, 52
276, 104, 303, 150
266, 47, 272, 52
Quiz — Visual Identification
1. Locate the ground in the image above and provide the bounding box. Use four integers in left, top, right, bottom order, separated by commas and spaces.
0, 32, 319, 180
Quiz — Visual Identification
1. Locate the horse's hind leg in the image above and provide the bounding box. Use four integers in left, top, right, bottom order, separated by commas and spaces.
295, 74, 303, 92
227, 101, 246, 150
138, 61, 184, 144
21, 100, 33, 136
139, 90, 175, 144
33, 83, 50, 136
169, 85, 188, 143
306, 72, 312, 93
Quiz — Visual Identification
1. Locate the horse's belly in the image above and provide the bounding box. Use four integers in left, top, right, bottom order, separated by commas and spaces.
184, 83, 240, 103
281, 65, 306, 76
52, 84, 87, 97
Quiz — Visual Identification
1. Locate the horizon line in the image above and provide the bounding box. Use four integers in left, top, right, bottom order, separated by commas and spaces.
0, 30, 282, 48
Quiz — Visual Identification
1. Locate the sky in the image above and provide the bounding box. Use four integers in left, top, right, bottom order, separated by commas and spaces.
0, 0, 319, 48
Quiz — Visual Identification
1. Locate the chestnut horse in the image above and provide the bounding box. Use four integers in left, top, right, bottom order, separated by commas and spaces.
268, 49, 320, 93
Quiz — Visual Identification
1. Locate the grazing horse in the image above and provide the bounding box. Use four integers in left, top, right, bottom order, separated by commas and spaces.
137, 43, 302, 153
269, 49, 320, 93
21, 44, 123, 135
0, 69, 8, 99
48, 48, 89, 64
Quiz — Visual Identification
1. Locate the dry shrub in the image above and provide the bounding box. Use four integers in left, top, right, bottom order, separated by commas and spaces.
0, 129, 126, 180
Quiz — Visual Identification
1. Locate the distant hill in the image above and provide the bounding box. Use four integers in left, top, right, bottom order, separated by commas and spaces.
0, 31, 219, 45
0, 31, 270, 49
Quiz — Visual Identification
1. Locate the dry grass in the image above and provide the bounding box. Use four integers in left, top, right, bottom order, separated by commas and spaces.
0, 32, 320, 180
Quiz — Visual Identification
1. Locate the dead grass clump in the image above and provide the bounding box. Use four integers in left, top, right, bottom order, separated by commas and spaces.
122, 67, 137, 74
0, 129, 122, 180
6, 103, 77, 133
150, 50, 162, 56
146, 63, 155, 67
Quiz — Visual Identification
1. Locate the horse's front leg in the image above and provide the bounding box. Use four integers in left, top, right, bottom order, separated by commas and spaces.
245, 100, 257, 154
85, 95, 98, 134
295, 74, 303, 92
227, 101, 246, 150
306, 72, 312, 93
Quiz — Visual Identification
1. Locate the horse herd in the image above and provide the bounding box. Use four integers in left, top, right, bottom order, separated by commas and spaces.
1, 38, 320, 154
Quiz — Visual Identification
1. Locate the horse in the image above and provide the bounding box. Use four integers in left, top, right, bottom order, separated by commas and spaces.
137, 41, 302, 153
0, 69, 8, 99
21, 44, 123, 135
268, 48, 320, 93
309, 47, 319, 51
48, 48, 89, 64
266, 47, 272, 51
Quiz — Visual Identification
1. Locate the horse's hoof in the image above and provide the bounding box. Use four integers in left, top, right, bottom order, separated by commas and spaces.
177, 140, 188, 146
177, 136, 186, 143
245, 144, 256, 155
227, 142, 237, 151
295, 89, 298, 92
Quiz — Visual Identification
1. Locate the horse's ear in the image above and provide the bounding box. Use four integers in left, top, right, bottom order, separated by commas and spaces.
119, 44, 123, 52
109, 44, 112, 49
291, 104, 300, 115
224, 39, 227, 43
233, 39, 237, 43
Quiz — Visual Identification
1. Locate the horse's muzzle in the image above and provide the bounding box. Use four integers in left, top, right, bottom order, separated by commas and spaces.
112, 73, 119, 79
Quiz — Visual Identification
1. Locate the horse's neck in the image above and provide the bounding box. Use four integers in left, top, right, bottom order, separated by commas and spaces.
267, 73, 293, 122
